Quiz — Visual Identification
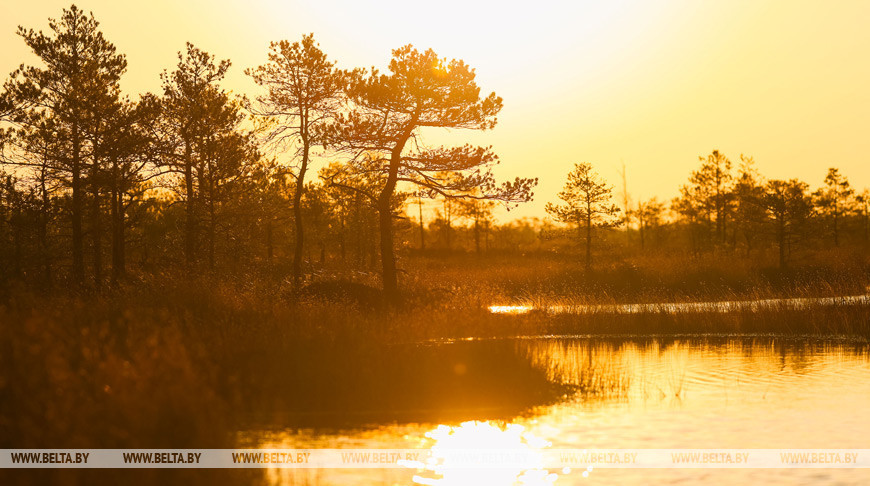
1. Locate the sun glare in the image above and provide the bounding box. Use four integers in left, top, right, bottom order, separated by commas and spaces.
407, 421, 558, 486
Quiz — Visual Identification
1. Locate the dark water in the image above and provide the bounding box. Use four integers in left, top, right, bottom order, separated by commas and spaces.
238, 337, 870, 485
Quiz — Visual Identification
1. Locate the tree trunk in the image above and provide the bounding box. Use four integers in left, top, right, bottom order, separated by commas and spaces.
585, 214, 592, 271
183, 139, 196, 268
378, 130, 412, 301
444, 199, 452, 250
71, 127, 85, 284
91, 163, 103, 290
585, 198, 593, 271
639, 220, 645, 250
292, 138, 309, 287
418, 197, 425, 250
11, 211, 21, 278
265, 217, 273, 264
205, 136, 216, 271
208, 192, 215, 271
354, 200, 362, 267
39, 162, 52, 289
110, 174, 120, 285
778, 216, 786, 269
339, 212, 346, 261
110, 163, 126, 286
378, 200, 397, 298
474, 215, 480, 254
117, 195, 126, 282
864, 207, 869, 243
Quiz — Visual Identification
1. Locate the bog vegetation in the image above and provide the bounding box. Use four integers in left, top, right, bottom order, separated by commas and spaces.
1, 8, 869, 485
1, 6, 868, 300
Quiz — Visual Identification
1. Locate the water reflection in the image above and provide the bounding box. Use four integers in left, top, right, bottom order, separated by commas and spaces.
240, 338, 870, 485
410, 421, 555, 486
232, 340, 573, 429
489, 294, 870, 315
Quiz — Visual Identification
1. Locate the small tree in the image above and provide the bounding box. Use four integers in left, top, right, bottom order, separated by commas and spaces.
632, 197, 665, 250
158, 43, 231, 268
672, 185, 706, 256
731, 155, 767, 256
457, 196, 495, 253
319, 160, 386, 268
323, 45, 536, 299
688, 149, 734, 244
813, 167, 853, 246
546, 162, 620, 270
762, 179, 813, 268
247, 34, 354, 285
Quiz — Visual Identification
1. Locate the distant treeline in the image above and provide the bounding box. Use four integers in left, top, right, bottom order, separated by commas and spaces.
542, 153, 869, 270
0, 6, 867, 295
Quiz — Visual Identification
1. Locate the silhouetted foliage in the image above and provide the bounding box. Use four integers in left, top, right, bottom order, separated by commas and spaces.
546, 162, 620, 270
247, 34, 356, 285
9, 5, 127, 285
813, 167, 854, 247
321, 45, 536, 298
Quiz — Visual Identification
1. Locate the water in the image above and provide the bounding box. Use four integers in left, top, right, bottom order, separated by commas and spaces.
238, 338, 870, 485
488, 293, 870, 315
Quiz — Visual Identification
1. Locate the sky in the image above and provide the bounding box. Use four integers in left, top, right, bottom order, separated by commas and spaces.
2, 0, 869, 221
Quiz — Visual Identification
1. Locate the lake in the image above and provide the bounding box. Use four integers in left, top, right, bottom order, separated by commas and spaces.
237, 337, 870, 485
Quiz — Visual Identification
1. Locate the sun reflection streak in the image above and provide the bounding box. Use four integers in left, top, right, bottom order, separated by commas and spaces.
406, 421, 560, 486
488, 305, 535, 314
488, 294, 870, 316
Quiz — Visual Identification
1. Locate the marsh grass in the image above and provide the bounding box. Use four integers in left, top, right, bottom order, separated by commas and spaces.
1, 251, 868, 484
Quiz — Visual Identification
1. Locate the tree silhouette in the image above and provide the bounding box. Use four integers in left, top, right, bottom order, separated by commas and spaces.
731, 155, 767, 256
762, 179, 813, 268
546, 162, 620, 270
457, 196, 495, 253
248, 34, 355, 286
105, 96, 162, 283
689, 150, 733, 244
813, 167, 854, 246
10, 5, 127, 284
318, 160, 388, 268
322, 45, 536, 299
631, 197, 665, 250
2, 107, 64, 287
158, 43, 231, 269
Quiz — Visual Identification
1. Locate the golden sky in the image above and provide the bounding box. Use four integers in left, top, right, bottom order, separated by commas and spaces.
2, 0, 869, 220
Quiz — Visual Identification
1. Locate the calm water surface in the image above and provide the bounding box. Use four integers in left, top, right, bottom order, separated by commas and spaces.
238, 337, 870, 485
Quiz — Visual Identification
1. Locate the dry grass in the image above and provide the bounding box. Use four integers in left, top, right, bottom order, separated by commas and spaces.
1, 251, 868, 484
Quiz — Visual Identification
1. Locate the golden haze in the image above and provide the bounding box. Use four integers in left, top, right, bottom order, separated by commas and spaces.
1, 0, 868, 220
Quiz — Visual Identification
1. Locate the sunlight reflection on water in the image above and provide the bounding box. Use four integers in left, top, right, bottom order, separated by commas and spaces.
408, 421, 557, 486
488, 294, 870, 315
242, 338, 870, 486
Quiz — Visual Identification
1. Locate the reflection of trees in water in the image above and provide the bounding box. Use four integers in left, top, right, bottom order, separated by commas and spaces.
515, 340, 631, 398
234, 340, 570, 428
231, 337, 869, 430
517, 338, 870, 402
